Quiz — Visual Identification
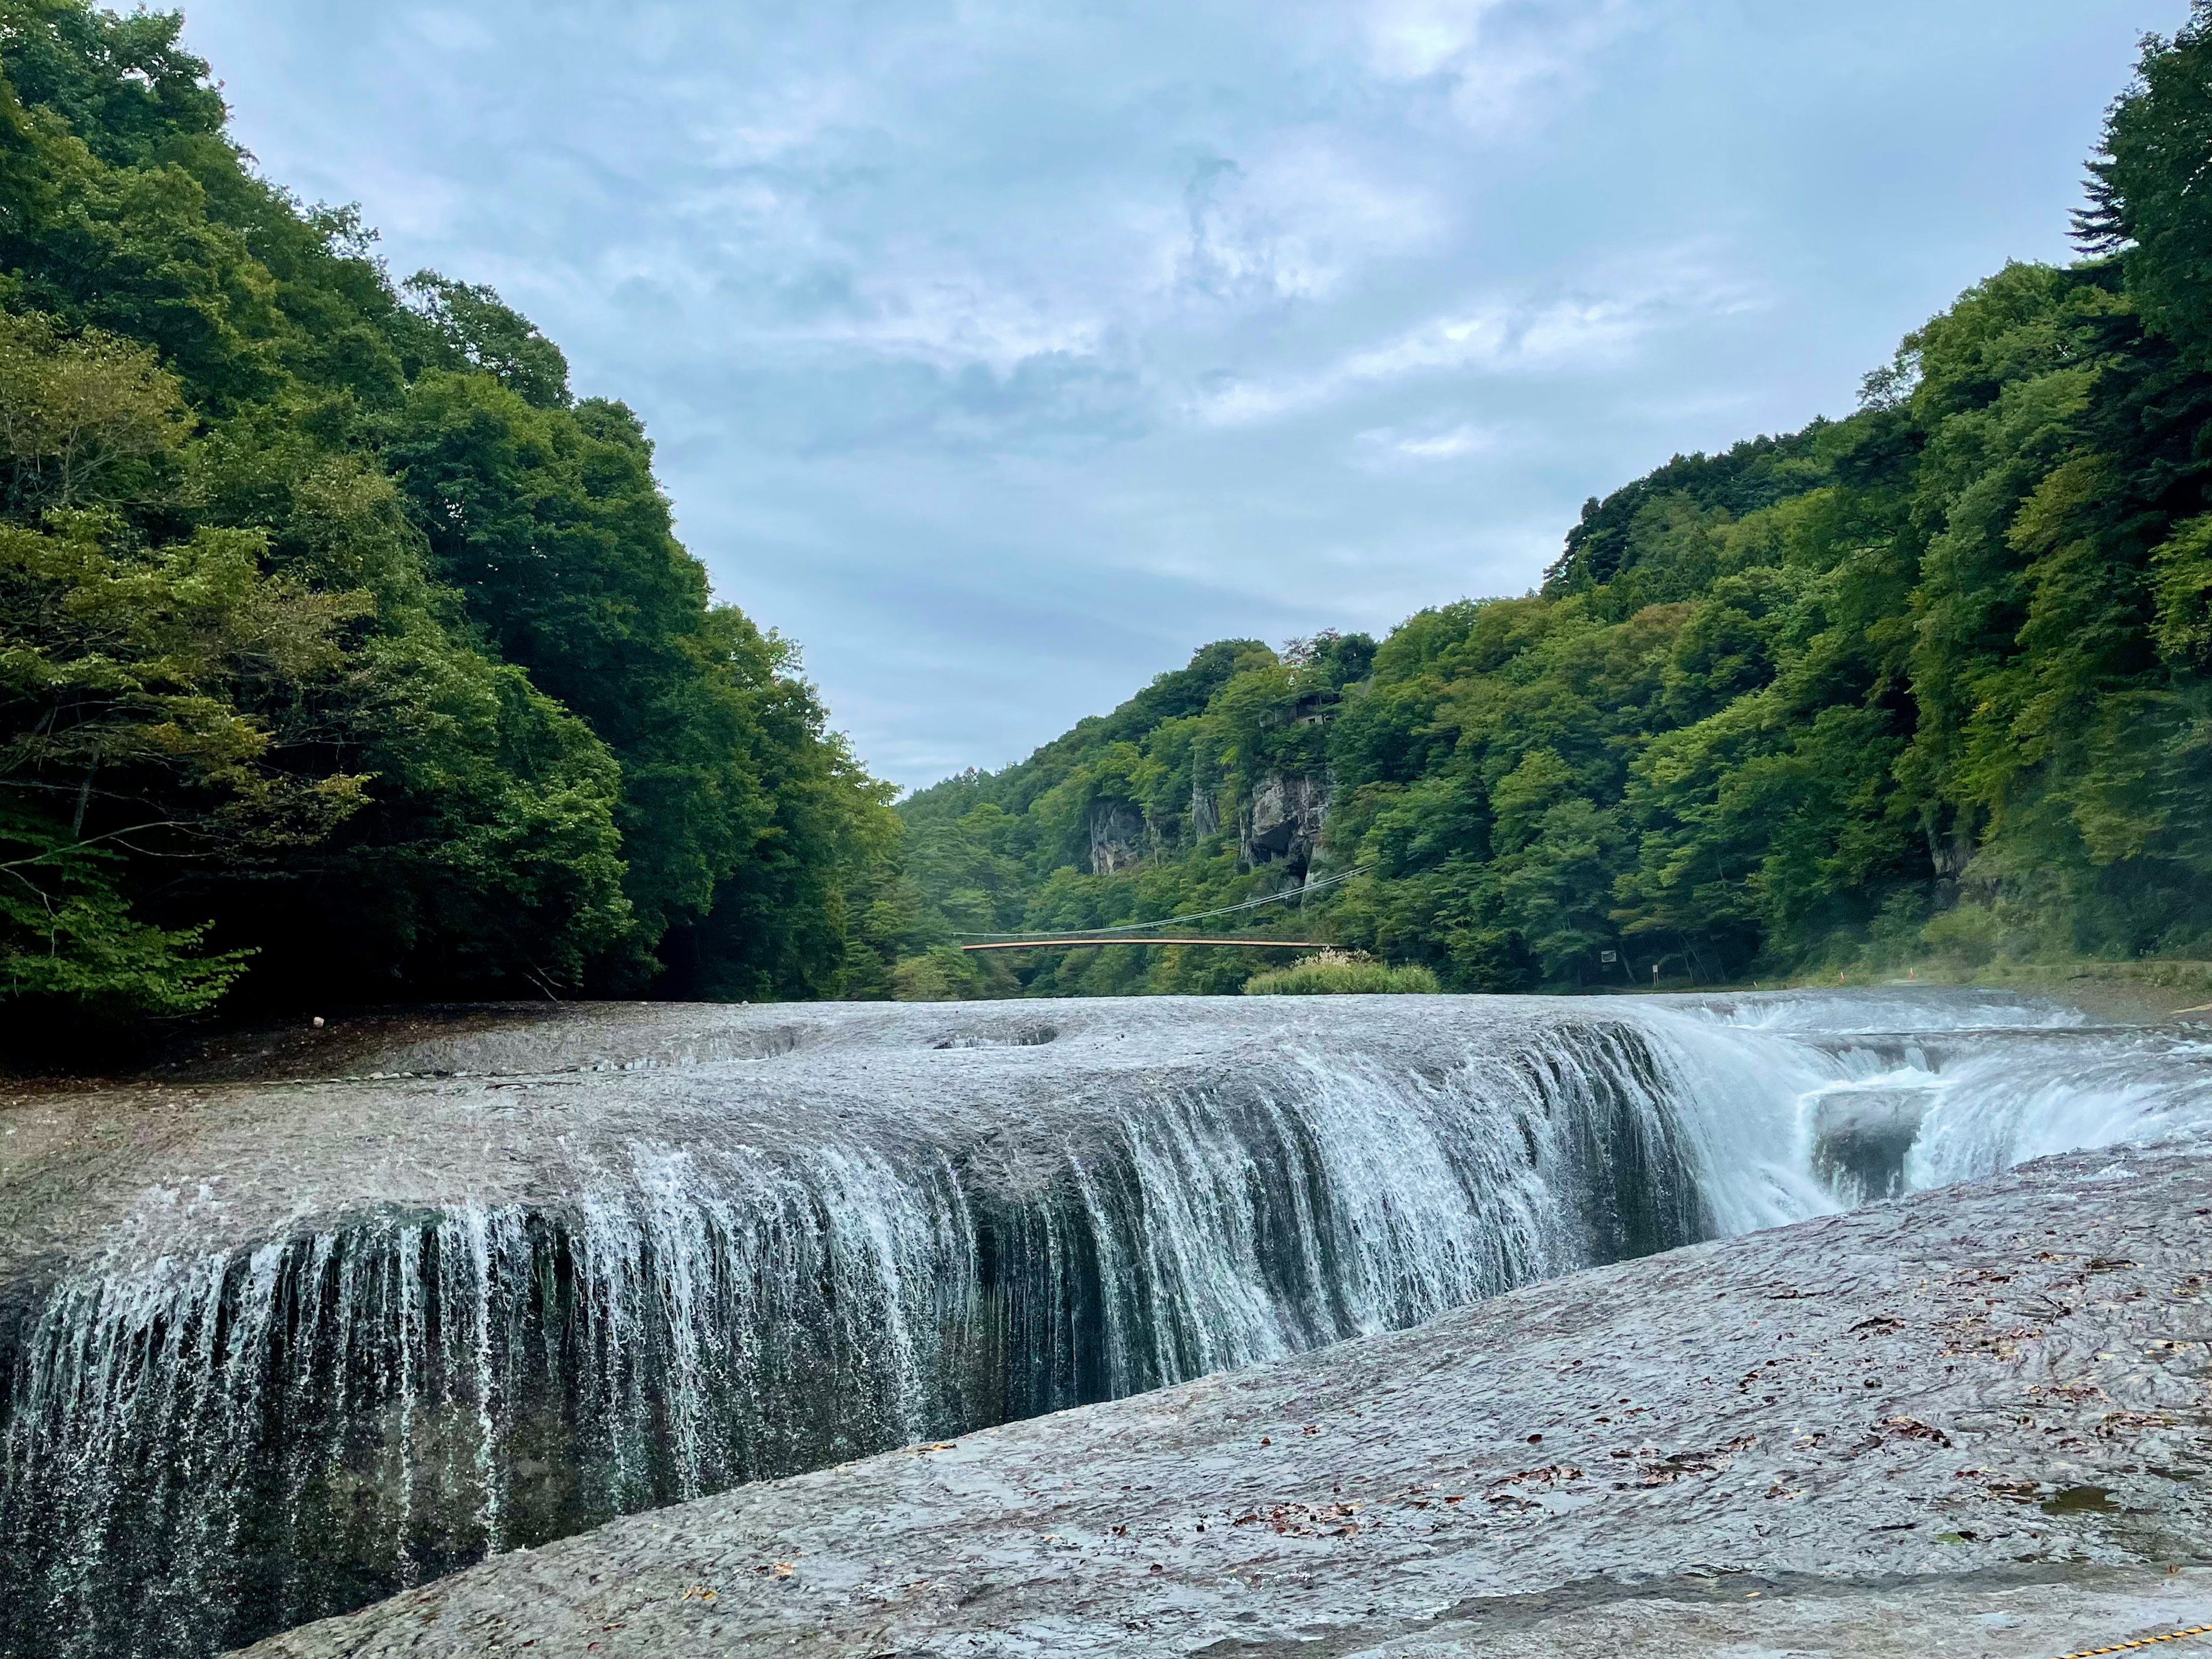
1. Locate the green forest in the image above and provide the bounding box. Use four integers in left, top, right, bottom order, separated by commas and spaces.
0, 0, 906, 1053
9, 1, 2212, 1040
894, 9, 2212, 1000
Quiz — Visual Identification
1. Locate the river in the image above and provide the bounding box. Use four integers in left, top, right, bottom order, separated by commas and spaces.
2, 989, 2206, 1658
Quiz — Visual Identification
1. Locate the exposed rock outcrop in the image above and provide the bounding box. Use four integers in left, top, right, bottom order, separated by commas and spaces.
1189, 782, 1219, 841
1241, 771, 1327, 870
1087, 798, 1146, 873
238, 1141, 2212, 1658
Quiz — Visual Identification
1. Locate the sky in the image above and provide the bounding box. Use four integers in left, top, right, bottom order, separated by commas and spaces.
176, 0, 2176, 789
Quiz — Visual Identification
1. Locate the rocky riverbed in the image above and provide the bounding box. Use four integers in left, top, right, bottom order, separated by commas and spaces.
0, 996, 1733, 1659
239, 1141, 2212, 1658
6, 991, 2211, 1659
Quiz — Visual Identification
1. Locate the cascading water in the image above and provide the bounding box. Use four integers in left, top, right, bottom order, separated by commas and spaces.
2, 991, 2207, 1659
1634, 988, 2212, 1210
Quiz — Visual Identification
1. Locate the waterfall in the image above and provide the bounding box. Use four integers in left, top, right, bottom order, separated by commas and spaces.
1631, 988, 2212, 1206
3, 991, 2209, 1659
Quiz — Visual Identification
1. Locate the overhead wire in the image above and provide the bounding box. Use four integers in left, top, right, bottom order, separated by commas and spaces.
955, 863, 1373, 943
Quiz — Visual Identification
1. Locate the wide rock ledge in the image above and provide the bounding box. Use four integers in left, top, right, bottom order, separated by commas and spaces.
238, 1141, 2212, 1658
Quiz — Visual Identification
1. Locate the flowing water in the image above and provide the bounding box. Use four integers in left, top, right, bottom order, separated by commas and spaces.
2, 991, 2209, 1658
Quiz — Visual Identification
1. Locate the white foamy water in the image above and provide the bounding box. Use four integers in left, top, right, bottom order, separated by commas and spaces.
1634, 988, 2212, 1210
5, 990, 2208, 1659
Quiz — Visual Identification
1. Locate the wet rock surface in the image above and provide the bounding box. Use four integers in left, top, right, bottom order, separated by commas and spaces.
0, 996, 1706, 1305
1, 997, 1732, 1659
238, 1141, 2212, 1658
11, 990, 2212, 1659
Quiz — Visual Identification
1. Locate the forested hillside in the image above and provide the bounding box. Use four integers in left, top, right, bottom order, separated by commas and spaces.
12, 1, 2210, 1033
895, 9, 2212, 999
0, 0, 903, 1050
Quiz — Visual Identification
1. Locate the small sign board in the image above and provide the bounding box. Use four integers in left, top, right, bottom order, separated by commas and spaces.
1599, 950, 1618, 964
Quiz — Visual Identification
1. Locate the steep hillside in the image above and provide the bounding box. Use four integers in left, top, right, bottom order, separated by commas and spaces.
0, 2, 904, 1052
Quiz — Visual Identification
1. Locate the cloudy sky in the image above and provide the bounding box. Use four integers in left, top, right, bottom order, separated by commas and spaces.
179, 0, 2168, 787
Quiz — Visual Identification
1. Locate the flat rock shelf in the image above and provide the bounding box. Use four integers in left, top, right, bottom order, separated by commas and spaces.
238, 1142, 2212, 1659
7, 990, 2212, 1658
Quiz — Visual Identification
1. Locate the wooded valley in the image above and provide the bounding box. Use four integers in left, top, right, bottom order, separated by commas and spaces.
9, 0, 2212, 1040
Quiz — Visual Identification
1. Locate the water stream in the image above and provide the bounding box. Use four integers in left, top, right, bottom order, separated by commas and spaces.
3, 991, 2208, 1658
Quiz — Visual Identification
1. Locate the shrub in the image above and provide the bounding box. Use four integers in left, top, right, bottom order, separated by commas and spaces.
1243, 949, 1442, 996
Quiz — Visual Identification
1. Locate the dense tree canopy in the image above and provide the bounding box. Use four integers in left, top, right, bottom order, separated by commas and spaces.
896, 11, 2212, 997
0, 0, 903, 1049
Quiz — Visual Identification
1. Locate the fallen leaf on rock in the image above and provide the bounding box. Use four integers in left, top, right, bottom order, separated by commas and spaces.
1492, 1463, 1585, 1491
1879, 1416, 1952, 1445
2100, 1410, 2175, 1431
2032, 1380, 2105, 1400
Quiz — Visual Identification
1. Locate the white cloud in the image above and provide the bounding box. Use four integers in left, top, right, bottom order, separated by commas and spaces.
695, 82, 867, 169
1165, 138, 1444, 305
1362, 0, 1642, 132
1195, 295, 1617, 424
1194, 244, 1760, 426
1358, 421, 1500, 463
1364, 0, 1508, 79
810, 277, 1106, 370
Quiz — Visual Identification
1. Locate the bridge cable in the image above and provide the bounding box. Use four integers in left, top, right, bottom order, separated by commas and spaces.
955, 863, 1373, 944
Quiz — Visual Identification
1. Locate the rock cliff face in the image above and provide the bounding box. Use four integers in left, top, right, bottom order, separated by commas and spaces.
1241, 772, 1328, 871
237, 1141, 2212, 1659
1087, 799, 1146, 873
1188, 783, 1219, 841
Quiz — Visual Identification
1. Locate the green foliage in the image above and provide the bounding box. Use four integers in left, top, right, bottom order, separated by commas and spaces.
377, 368, 817, 976
2080, 2, 2212, 367
901, 21, 2212, 995
0, 1, 900, 1044
893, 632, 1379, 997
1243, 952, 1440, 996
397, 274, 571, 408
